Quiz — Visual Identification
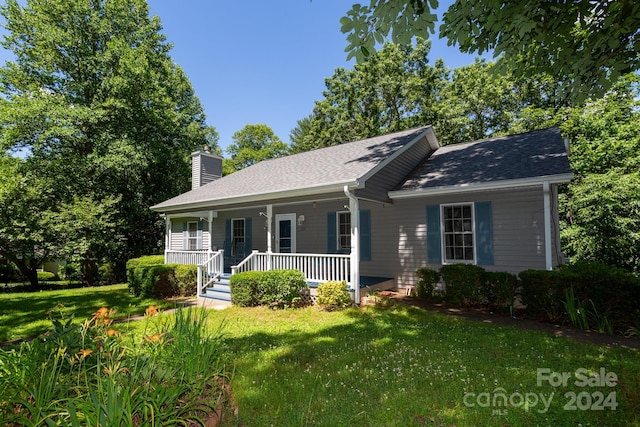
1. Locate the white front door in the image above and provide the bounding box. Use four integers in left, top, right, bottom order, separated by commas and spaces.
275, 213, 296, 253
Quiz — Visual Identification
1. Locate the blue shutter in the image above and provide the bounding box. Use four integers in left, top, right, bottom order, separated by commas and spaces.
182, 221, 188, 250
475, 201, 494, 265
244, 217, 252, 257
223, 219, 231, 254
197, 220, 203, 250
360, 210, 371, 261
327, 212, 337, 253
426, 205, 442, 263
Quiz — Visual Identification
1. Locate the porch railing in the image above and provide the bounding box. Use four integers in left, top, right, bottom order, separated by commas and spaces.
165, 250, 213, 266
197, 250, 224, 296
232, 251, 351, 286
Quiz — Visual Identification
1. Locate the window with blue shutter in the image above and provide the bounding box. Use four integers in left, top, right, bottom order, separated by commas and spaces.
182, 221, 188, 250
426, 205, 442, 263
244, 217, 252, 257
327, 210, 371, 260
474, 201, 494, 265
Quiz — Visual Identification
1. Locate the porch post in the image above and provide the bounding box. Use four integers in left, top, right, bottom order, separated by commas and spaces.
208, 210, 214, 255
266, 204, 273, 270
344, 186, 360, 304
543, 181, 552, 270
164, 215, 171, 264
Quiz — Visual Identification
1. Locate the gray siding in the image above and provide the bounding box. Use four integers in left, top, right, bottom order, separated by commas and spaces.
360, 186, 561, 287
169, 185, 563, 289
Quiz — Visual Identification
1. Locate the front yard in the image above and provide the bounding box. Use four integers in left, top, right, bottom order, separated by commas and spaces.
141, 304, 640, 426
1, 287, 639, 425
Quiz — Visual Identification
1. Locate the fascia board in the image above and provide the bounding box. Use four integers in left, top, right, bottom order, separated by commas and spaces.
151, 181, 361, 213
388, 173, 574, 199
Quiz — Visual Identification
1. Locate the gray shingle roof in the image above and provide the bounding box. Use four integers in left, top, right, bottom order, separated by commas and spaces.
152, 126, 431, 211
397, 127, 572, 191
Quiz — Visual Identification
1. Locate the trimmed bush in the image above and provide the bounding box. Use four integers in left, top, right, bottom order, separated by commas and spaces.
260, 269, 307, 308
518, 269, 566, 321
174, 264, 198, 297
229, 271, 263, 307
415, 268, 440, 299
440, 264, 485, 307
316, 280, 351, 311
126, 255, 181, 298
481, 271, 518, 309
37, 271, 58, 282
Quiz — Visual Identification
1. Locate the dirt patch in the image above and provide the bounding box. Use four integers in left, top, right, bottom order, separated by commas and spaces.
386, 292, 640, 350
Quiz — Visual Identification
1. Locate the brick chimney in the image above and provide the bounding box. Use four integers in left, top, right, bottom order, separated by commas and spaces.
191, 147, 222, 190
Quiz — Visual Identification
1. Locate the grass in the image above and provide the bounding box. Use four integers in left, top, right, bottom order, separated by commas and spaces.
3, 287, 639, 425
166, 304, 639, 427
0, 284, 172, 342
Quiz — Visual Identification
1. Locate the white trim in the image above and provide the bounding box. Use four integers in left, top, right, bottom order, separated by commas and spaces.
543, 182, 553, 270
440, 202, 476, 265
230, 217, 246, 256
344, 186, 360, 304
152, 182, 361, 213
388, 173, 574, 199
275, 213, 297, 253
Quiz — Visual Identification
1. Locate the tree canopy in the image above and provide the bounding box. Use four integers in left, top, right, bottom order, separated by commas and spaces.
0, 0, 218, 283
224, 124, 287, 173
341, 0, 640, 100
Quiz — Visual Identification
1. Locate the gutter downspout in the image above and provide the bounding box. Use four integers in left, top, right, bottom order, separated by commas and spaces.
543, 182, 552, 270
266, 204, 273, 270
344, 186, 360, 304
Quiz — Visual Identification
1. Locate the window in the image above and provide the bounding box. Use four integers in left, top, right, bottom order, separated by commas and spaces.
231, 218, 245, 255
442, 204, 474, 262
187, 221, 198, 250
337, 211, 350, 252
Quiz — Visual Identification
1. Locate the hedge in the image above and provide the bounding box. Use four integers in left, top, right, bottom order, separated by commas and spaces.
230, 269, 308, 308
126, 255, 197, 298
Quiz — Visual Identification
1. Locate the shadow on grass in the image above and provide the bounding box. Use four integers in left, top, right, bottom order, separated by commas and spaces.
217, 304, 640, 426
0, 284, 171, 343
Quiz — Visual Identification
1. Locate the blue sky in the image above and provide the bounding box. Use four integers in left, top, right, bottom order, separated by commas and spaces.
1, 0, 487, 153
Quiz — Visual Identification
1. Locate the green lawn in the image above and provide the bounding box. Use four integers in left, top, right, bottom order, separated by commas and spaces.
3, 288, 639, 426
182, 304, 639, 427
0, 284, 172, 342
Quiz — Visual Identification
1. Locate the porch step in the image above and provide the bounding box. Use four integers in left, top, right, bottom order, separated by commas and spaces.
203, 276, 232, 302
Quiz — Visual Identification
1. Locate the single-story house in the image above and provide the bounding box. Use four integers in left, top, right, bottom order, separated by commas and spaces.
150, 126, 573, 303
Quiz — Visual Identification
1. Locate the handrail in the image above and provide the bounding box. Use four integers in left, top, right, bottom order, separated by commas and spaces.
197, 250, 224, 296
231, 250, 259, 275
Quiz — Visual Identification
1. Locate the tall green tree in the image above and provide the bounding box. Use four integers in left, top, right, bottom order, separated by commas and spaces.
559, 75, 640, 273
341, 0, 640, 101
290, 39, 448, 151
225, 124, 287, 173
0, 0, 218, 276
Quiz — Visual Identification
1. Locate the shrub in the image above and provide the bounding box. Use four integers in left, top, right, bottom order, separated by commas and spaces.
440, 264, 485, 307
518, 269, 565, 321
481, 271, 518, 309
175, 264, 198, 296
0, 262, 17, 283
260, 269, 307, 309
415, 268, 440, 299
37, 271, 58, 282
229, 271, 263, 307
316, 280, 351, 311
61, 263, 82, 282
98, 262, 118, 286
126, 255, 179, 298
